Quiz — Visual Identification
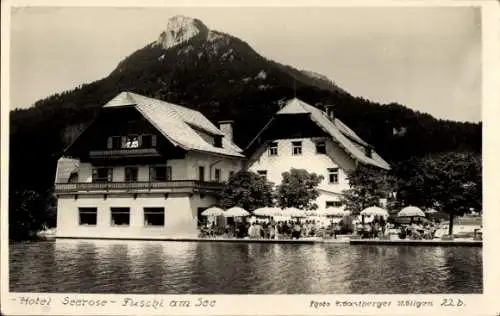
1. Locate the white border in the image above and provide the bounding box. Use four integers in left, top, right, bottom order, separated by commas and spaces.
2, 1, 500, 315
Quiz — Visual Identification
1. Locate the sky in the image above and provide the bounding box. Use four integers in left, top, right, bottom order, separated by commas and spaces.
10, 6, 482, 122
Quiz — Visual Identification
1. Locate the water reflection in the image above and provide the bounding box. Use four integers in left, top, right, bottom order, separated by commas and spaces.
10, 240, 482, 294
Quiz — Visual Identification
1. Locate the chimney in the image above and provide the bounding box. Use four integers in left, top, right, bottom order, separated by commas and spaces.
324, 105, 335, 121
218, 120, 234, 142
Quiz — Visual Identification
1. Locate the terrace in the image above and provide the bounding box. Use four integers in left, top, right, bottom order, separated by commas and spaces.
54, 180, 224, 195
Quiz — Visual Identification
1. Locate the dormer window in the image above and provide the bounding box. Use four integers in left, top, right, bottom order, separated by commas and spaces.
214, 136, 223, 148
365, 147, 373, 158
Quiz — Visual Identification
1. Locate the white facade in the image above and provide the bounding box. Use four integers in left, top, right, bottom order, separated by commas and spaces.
56, 194, 217, 239
56, 152, 243, 239
248, 137, 357, 208
77, 154, 243, 183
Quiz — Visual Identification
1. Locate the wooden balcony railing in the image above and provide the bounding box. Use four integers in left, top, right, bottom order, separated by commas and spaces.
89, 148, 161, 159
55, 180, 224, 194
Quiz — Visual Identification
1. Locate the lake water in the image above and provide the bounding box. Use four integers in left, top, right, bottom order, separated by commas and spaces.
9, 240, 482, 294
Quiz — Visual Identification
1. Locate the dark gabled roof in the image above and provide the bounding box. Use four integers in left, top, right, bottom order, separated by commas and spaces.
103, 92, 243, 157
248, 98, 390, 170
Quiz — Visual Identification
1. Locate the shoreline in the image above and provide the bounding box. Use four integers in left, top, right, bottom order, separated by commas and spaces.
48, 236, 482, 246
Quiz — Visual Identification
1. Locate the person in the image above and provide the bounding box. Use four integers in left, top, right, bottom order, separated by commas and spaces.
284, 222, 291, 239
263, 222, 269, 239
398, 225, 407, 239
248, 223, 255, 238
130, 136, 139, 148
356, 222, 364, 236
363, 223, 372, 239
210, 222, 216, 237
269, 224, 275, 240
234, 223, 241, 238
256, 222, 264, 239
380, 216, 387, 236
292, 221, 302, 239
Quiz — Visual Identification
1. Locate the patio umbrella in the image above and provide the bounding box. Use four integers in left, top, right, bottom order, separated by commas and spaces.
398, 206, 425, 218
425, 208, 438, 214
201, 207, 225, 217
224, 207, 250, 217
253, 207, 281, 217
360, 206, 389, 218
305, 209, 320, 216
283, 207, 306, 218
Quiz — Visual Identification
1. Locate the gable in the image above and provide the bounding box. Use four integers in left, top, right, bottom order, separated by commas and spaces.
64, 106, 186, 161
247, 98, 390, 170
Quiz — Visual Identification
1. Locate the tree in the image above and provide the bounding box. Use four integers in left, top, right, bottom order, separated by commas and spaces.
9, 189, 56, 240
340, 165, 396, 214
394, 152, 481, 235
219, 171, 274, 211
276, 168, 324, 210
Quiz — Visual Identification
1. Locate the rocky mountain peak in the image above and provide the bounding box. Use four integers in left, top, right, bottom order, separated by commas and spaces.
156, 15, 209, 49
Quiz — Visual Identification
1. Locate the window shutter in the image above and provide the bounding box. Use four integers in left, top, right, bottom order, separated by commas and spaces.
138, 135, 143, 147
151, 135, 157, 147
166, 166, 172, 181
107, 137, 113, 149
121, 136, 126, 148
107, 168, 113, 182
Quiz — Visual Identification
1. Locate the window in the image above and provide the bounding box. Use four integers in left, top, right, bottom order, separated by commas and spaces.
144, 207, 165, 226
328, 168, 339, 184
365, 146, 373, 158
110, 207, 130, 226
150, 166, 167, 182
141, 134, 152, 148
68, 172, 78, 183
316, 141, 326, 154
198, 166, 205, 181
326, 201, 343, 208
125, 167, 138, 182
257, 170, 267, 180
292, 141, 302, 155
107, 136, 122, 149
92, 167, 112, 183
79, 207, 97, 226
229, 171, 235, 179
214, 168, 221, 182
123, 135, 139, 149
214, 136, 223, 148
268, 142, 278, 156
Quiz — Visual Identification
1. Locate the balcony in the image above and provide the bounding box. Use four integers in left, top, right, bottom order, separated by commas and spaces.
89, 148, 161, 160
55, 180, 224, 195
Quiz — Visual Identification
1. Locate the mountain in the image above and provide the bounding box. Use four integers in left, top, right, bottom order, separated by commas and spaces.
10, 15, 481, 197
